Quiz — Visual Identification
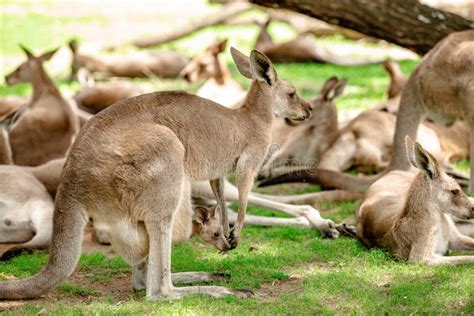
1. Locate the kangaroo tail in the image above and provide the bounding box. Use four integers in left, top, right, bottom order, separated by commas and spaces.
0, 190, 88, 299
258, 167, 384, 192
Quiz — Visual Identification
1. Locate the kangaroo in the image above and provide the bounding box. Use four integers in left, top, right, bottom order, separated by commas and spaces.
261, 77, 345, 177
254, 19, 383, 66
4, 46, 80, 166
0, 152, 354, 262
73, 70, 145, 114
260, 31, 474, 192
0, 47, 311, 300
357, 137, 474, 265
69, 39, 188, 80
180, 39, 246, 108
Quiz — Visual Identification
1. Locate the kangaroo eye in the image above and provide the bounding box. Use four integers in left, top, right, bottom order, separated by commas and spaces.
450, 189, 460, 195
213, 232, 220, 238
288, 92, 295, 98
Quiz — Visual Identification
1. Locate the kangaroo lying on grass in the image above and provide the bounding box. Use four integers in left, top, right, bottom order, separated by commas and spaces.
260, 77, 344, 178
357, 137, 474, 265
73, 69, 145, 114
0, 47, 311, 300
254, 18, 383, 66
180, 39, 246, 108
69, 39, 188, 80
4, 46, 80, 166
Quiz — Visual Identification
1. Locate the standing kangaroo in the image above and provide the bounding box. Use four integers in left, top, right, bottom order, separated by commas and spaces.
180, 39, 246, 108
0, 47, 311, 300
260, 31, 474, 192
4, 46, 80, 166
357, 137, 474, 265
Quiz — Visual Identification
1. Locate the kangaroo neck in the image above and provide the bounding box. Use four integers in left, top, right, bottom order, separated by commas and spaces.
31, 66, 60, 102
400, 173, 434, 220
239, 80, 274, 127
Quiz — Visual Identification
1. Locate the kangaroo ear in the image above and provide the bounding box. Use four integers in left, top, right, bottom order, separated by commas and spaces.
250, 49, 277, 85
193, 206, 212, 224
409, 137, 440, 179
215, 39, 227, 54
39, 47, 59, 62
321, 77, 347, 101
231, 47, 252, 79
19, 44, 35, 60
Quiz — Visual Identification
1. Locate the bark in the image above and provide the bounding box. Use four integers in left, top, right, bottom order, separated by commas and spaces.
127, 2, 253, 49
250, 0, 474, 55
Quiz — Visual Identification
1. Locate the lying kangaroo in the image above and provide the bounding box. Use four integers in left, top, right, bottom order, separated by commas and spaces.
73, 69, 145, 114
180, 39, 246, 108
254, 18, 383, 66
4, 46, 80, 166
357, 137, 474, 265
261, 77, 345, 177
69, 39, 188, 80
0, 47, 311, 300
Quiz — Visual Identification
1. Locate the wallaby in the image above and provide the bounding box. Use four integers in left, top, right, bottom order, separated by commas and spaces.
73, 69, 145, 114
357, 136, 474, 265
254, 18, 383, 66
180, 39, 245, 108
4, 46, 80, 166
69, 39, 188, 80
0, 47, 311, 300
260, 31, 474, 192
261, 77, 345, 177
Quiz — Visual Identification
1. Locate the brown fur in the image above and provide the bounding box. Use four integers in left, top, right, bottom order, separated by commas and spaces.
69, 40, 188, 80
357, 137, 474, 264
4, 47, 79, 166
254, 19, 383, 66
180, 39, 245, 108
0, 48, 309, 300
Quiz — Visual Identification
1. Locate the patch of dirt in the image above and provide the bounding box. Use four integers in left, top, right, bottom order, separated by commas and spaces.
258, 277, 303, 300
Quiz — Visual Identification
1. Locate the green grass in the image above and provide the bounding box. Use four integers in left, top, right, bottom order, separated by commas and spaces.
0, 1, 472, 314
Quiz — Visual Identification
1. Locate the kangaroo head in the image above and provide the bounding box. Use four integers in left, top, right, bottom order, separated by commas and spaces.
231, 47, 311, 121
0, 203, 36, 244
310, 76, 346, 114
192, 205, 230, 252
5, 45, 58, 86
406, 136, 474, 220
180, 39, 228, 83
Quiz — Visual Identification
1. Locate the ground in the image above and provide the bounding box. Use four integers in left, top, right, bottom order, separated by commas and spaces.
0, 0, 473, 314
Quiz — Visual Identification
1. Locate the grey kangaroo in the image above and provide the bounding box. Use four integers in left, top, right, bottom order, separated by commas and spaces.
0, 47, 311, 300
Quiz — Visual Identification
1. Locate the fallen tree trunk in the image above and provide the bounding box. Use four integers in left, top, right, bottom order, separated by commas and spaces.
127, 2, 253, 49
250, 0, 474, 55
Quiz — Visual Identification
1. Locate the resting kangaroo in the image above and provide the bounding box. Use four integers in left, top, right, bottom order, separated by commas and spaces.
4, 46, 80, 166
180, 39, 245, 108
69, 39, 188, 80
260, 31, 474, 192
261, 77, 345, 177
73, 70, 145, 114
0, 47, 311, 300
357, 137, 474, 265
254, 18, 383, 66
